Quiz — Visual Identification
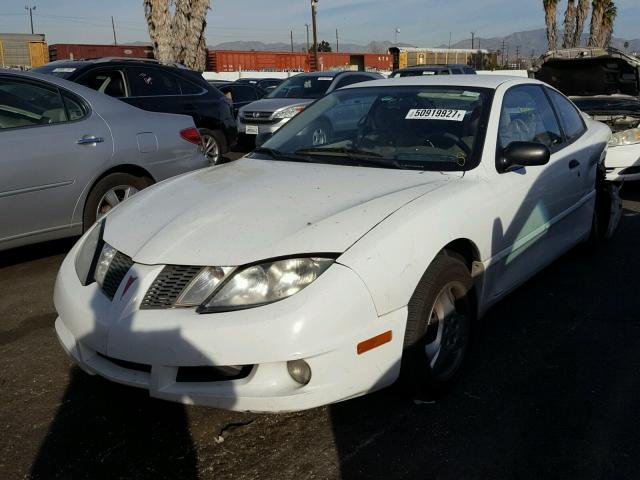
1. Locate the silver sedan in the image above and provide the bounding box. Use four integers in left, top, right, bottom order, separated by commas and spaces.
0, 69, 209, 251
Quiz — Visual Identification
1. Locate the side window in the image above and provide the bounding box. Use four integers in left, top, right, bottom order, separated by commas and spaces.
498, 85, 563, 150
128, 67, 181, 96
178, 78, 205, 95
547, 88, 586, 142
464, 67, 475, 74
452, 68, 463, 74
77, 69, 127, 97
230, 85, 259, 103
334, 75, 360, 89
0, 77, 67, 129
62, 91, 88, 121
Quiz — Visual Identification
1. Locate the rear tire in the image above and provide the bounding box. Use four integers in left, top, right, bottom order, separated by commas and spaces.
400, 254, 474, 397
83, 173, 152, 230
199, 129, 227, 165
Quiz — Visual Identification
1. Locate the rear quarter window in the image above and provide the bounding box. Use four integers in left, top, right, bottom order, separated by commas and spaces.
547, 88, 587, 142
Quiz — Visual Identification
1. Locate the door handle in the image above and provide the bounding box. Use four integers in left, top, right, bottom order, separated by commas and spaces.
569, 159, 580, 169
77, 136, 104, 145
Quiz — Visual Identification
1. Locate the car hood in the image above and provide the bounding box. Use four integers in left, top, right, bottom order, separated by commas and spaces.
240, 97, 315, 114
531, 48, 640, 97
103, 158, 460, 266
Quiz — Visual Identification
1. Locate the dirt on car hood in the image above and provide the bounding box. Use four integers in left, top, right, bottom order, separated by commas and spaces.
531, 47, 640, 97
103, 158, 460, 266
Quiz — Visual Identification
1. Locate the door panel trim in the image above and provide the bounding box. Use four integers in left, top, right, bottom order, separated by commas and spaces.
0, 180, 74, 198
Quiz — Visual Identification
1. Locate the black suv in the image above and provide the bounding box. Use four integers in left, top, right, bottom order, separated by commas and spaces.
34, 58, 237, 164
390, 64, 476, 77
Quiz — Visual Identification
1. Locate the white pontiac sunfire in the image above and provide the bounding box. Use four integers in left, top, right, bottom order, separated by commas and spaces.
55, 76, 617, 412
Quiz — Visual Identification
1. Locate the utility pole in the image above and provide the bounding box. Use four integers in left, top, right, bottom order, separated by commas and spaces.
516, 45, 520, 69
394, 28, 400, 44
311, 0, 319, 71
290, 30, 294, 53
335, 28, 339, 53
305, 23, 310, 52
501, 39, 506, 67
111, 16, 118, 45
448, 32, 452, 50
470, 31, 475, 49
25, 5, 36, 34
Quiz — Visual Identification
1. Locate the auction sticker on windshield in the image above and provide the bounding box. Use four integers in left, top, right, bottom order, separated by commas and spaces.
405, 109, 466, 121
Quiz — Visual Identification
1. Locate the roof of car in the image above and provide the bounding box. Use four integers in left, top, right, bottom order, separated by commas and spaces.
292, 70, 377, 78
398, 64, 472, 70
342, 74, 539, 90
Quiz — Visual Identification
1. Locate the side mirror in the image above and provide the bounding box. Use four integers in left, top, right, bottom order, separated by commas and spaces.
255, 132, 273, 148
498, 141, 550, 173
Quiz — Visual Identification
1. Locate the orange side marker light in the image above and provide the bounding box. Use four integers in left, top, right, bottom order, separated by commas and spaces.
357, 331, 392, 355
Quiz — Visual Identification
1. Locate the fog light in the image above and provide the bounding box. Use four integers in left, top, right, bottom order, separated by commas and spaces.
287, 359, 311, 385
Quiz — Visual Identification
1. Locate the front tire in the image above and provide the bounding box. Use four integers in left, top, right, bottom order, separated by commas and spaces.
83, 173, 152, 230
400, 254, 474, 397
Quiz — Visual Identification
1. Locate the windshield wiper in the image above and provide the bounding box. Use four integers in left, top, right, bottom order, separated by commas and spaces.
294, 147, 410, 169
251, 147, 311, 163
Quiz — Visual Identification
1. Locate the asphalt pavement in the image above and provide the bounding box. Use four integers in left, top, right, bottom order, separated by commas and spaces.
1, 181, 639, 480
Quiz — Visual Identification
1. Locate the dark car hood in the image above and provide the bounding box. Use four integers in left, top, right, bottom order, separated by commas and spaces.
531, 48, 640, 97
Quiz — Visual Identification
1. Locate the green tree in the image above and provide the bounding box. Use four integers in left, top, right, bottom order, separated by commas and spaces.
310, 40, 332, 53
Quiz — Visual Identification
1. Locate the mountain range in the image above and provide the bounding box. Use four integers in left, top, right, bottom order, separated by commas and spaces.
209, 28, 640, 58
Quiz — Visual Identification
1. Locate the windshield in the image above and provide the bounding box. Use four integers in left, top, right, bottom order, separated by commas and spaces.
572, 97, 640, 113
254, 85, 492, 171
266, 75, 333, 99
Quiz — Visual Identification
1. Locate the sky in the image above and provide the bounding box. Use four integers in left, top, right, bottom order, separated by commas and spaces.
1, 0, 639, 47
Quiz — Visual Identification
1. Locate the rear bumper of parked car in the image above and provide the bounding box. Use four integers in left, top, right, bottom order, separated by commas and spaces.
53, 241, 407, 412
606, 144, 640, 182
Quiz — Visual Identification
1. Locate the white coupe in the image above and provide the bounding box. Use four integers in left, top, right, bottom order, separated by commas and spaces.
54, 76, 617, 412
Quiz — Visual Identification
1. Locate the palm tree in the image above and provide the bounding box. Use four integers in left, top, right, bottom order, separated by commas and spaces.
143, 0, 172, 63
173, 0, 210, 72
142, 0, 210, 71
543, 0, 559, 51
589, 0, 606, 47
573, 0, 590, 47
601, 1, 617, 48
562, 0, 577, 48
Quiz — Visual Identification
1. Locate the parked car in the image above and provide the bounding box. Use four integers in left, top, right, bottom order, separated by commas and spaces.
216, 82, 267, 117
0, 69, 208, 251
54, 75, 619, 412
33, 58, 237, 164
234, 77, 283, 93
390, 64, 476, 77
531, 47, 640, 181
237, 70, 383, 144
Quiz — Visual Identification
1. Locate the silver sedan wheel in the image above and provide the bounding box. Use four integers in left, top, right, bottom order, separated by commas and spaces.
200, 133, 221, 164
96, 185, 139, 220
424, 281, 469, 381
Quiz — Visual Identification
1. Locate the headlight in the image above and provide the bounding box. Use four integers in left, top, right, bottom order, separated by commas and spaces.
608, 128, 640, 147
74, 220, 104, 285
175, 266, 234, 307
198, 257, 334, 312
94, 243, 118, 288
272, 105, 306, 119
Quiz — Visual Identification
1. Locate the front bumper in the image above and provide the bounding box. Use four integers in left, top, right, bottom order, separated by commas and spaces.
606, 144, 640, 182
53, 240, 407, 412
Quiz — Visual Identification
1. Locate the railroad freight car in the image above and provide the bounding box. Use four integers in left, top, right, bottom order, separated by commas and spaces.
49, 44, 154, 61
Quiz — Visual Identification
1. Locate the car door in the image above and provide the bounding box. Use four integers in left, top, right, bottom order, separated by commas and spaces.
486, 84, 582, 300
0, 75, 113, 244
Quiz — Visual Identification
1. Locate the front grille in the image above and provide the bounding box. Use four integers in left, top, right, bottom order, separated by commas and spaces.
242, 111, 276, 124
141, 265, 203, 309
101, 251, 134, 299
97, 352, 151, 373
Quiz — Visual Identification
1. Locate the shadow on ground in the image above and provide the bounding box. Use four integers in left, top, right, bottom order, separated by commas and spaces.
329, 185, 640, 479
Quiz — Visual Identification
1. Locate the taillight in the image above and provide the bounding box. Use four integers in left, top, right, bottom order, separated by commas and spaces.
180, 127, 201, 145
